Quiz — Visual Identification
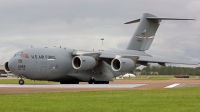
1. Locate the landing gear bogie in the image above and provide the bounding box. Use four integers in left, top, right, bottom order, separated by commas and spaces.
104, 81, 109, 84
88, 80, 93, 84
89, 81, 109, 84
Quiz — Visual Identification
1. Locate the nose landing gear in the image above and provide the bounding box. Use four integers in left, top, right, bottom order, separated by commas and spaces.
18, 79, 24, 85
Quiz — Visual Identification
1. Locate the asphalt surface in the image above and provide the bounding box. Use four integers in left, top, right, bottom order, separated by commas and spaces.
0, 78, 200, 94
0, 84, 146, 88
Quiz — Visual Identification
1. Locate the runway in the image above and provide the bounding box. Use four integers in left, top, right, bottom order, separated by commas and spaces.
0, 84, 147, 94
0, 79, 200, 94
0, 84, 146, 88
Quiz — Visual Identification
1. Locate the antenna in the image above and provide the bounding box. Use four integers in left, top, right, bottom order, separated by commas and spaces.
101, 38, 104, 51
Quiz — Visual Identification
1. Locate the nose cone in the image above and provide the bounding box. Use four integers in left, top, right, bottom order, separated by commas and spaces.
8, 58, 17, 72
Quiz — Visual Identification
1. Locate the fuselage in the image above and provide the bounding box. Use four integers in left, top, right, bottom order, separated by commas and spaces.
6, 47, 151, 82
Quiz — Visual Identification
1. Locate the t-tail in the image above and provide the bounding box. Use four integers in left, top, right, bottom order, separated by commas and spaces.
126, 13, 194, 51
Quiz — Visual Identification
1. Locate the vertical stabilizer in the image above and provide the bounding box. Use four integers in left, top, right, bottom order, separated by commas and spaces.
125, 13, 194, 51
126, 13, 160, 51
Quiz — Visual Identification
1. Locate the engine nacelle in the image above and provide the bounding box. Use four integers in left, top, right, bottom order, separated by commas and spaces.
4, 62, 11, 73
111, 58, 135, 72
72, 56, 96, 70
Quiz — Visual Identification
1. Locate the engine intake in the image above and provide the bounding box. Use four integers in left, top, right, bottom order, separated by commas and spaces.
111, 58, 135, 72
4, 62, 11, 72
72, 56, 96, 70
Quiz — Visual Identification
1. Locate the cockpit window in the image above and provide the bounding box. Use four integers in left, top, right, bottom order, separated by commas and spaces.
25, 54, 29, 58
20, 54, 29, 58
14, 54, 20, 57
20, 54, 24, 58
14, 53, 29, 58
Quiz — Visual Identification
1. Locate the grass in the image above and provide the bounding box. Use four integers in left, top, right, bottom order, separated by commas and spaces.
0, 87, 200, 112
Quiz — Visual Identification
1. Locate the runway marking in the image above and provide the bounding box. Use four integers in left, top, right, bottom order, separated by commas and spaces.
0, 84, 146, 88
165, 83, 180, 88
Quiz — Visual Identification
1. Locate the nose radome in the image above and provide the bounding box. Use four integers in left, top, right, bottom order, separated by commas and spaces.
8, 58, 17, 72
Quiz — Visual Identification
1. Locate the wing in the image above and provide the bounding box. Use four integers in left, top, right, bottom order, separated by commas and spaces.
137, 56, 198, 66
72, 50, 198, 65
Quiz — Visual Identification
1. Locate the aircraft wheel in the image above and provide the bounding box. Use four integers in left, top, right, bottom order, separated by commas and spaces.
94, 81, 103, 84
72, 81, 79, 84
60, 81, 69, 84
104, 81, 109, 84
88, 77, 95, 84
60, 81, 64, 84
19, 79, 24, 85
88, 81, 93, 84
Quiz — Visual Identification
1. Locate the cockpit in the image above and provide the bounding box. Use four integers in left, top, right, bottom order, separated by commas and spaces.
14, 53, 29, 58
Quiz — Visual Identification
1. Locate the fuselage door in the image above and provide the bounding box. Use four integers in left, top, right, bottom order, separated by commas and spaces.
34, 59, 47, 77
17, 58, 26, 75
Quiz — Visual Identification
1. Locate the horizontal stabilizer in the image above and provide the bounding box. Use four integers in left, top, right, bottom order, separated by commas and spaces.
146, 17, 195, 20
124, 19, 140, 24
124, 17, 195, 24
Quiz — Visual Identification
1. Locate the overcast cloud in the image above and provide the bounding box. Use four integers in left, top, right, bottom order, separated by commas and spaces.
0, 0, 200, 67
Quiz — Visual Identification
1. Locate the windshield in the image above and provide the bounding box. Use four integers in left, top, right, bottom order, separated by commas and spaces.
14, 53, 29, 58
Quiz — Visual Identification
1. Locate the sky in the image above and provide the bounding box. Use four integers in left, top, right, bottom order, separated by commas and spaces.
0, 0, 200, 67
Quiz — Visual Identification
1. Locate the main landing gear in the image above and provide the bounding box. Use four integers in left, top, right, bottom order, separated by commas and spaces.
88, 77, 109, 84
18, 79, 24, 85
88, 81, 109, 84
93, 81, 109, 84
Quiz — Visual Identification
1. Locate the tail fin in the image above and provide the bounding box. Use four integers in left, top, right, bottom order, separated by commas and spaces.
126, 13, 194, 51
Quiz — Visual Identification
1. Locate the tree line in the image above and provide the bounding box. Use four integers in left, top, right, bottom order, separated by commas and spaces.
135, 65, 200, 75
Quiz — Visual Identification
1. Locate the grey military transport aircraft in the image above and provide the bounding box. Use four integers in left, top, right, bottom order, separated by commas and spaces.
4, 13, 198, 85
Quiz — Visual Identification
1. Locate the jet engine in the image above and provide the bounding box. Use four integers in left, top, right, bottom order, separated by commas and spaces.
111, 58, 135, 72
4, 62, 11, 72
72, 56, 96, 70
